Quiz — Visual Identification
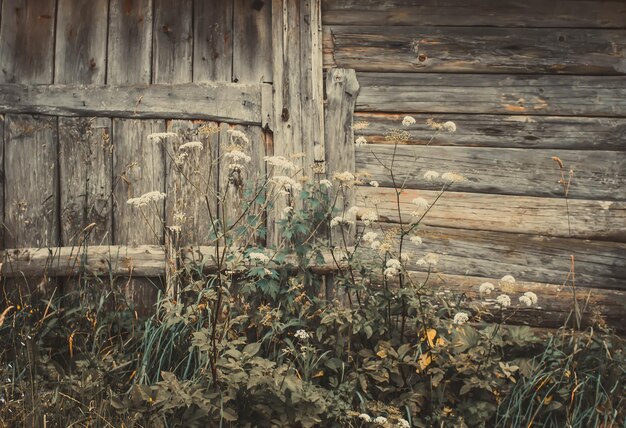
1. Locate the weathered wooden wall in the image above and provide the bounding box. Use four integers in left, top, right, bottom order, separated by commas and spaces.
322, 0, 626, 327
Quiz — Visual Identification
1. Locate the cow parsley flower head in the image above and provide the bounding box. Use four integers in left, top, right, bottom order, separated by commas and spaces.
369, 180, 380, 187
496, 294, 511, 308
441, 172, 465, 183
178, 141, 203, 151
361, 210, 379, 226
443, 121, 457, 133
519, 291, 538, 307
264, 155, 297, 172
294, 329, 310, 340
127, 191, 166, 208
319, 179, 332, 188
500, 275, 516, 285
362, 232, 378, 243
397, 419, 410, 428
330, 216, 354, 227
224, 149, 251, 164
374, 416, 388, 426
412, 197, 430, 210
355, 136, 368, 146
333, 171, 356, 184
410, 235, 423, 245
479, 282, 495, 295
358, 414, 372, 422
423, 170, 440, 181
227, 129, 250, 145
248, 252, 269, 263
402, 115, 416, 126
453, 312, 469, 325
271, 176, 302, 194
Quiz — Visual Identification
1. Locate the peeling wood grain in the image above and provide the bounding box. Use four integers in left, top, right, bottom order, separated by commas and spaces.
0, 115, 4, 249
367, 221, 626, 290
153, 0, 193, 84
352, 112, 626, 150
55, 0, 108, 84
0, 0, 56, 83
356, 73, 626, 117
193, 0, 233, 82
357, 145, 626, 200
233, 0, 273, 83
357, 186, 626, 241
322, 0, 626, 28
164, 120, 219, 245
324, 26, 626, 74
0, 83, 264, 125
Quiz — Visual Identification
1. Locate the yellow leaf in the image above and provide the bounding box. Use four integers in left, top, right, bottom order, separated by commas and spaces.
377, 349, 388, 359
312, 370, 324, 378
543, 395, 553, 405
417, 353, 432, 372
423, 328, 437, 347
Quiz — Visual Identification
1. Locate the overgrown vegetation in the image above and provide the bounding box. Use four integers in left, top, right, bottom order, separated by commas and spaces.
1, 120, 624, 427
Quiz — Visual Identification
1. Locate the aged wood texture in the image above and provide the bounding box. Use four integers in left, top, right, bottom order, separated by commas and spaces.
368, 222, 626, 290
3, 115, 58, 298
0, 0, 56, 83
107, 0, 153, 85
0, 83, 264, 125
112, 119, 165, 245
55, 0, 109, 84
193, 0, 233, 82
352, 112, 626, 150
321, 0, 626, 28
153, 0, 193, 84
2, 245, 624, 331
325, 69, 360, 245
323, 26, 626, 74
164, 120, 219, 245
356, 145, 626, 200
59, 118, 113, 246
355, 73, 626, 117
357, 187, 626, 241
0, 115, 3, 249
233, 0, 273, 83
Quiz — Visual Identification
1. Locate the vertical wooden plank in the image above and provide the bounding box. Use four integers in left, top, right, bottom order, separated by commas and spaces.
3, 115, 58, 292
55, 0, 108, 84
58, 118, 113, 246
233, 0, 273, 83
164, 120, 219, 245
107, 0, 153, 85
193, 0, 233, 82
325, 68, 360, 246
219, 124, 266, 246
0, 0, 56, 83
153, 0, 193, 84
0, 114, 4, 250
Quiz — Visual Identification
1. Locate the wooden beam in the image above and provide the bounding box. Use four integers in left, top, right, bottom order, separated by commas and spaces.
321, 0, 626, 28
324, 25, 626, 74
0, 83, 264, 125
1, 245, 624, 331
355, 73, 626, 117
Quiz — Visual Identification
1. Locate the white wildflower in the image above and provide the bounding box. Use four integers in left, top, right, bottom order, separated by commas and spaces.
374, 416, 388, 426
126, 191, 166, 208
178, 141, 203, 151
384, 258, 402, 278
355, 136, 368, 146
358, 414, 372, 422
282, 206, 293, 217
397, 418, 410, 428
500, 275, 516, 285
271, 176, 302, 193
386, 259, 402, 270
347, 206, 360, 216
423, 170, 440, 181
453, 312, 469, 325
496, 294, 511, 308
362, 232, 378, 242
441, 172, 465, 183
353, 121, 370, 130
330, 216, 354, 227
400, 253, 410, 263
443, 121, 457, 133
333, 171, 355, 184
412, 197, 430, 210
319, 179, 332, 188
147, 132, 179, 143
369, 180, 380, 187
224, 150, 251, 164
519, 291, 538, 307
371, 240, 381, 250
227, 129, 250, 145
248, 252, 269, 263
378, 242, 392, 253
479, 282, 495, 295
294, 329, 310, 340
424, 253, 439, 266
402, 115, 416, 126
264, 155, 297, 172
361, 209, 378, 226
409, 235, 423, 245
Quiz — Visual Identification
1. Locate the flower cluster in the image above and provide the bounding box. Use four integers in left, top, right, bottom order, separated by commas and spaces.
355, 136, 368, 147
264, 155, 297, 172
294, 329, 310, 340
178, 141, 203, 151
519, 291, 538, 307
453, 312, 469, 325
479, 282, 495, 295
248, 252, 270, 263
384, 258, 402, 278
496, 294, 512, 308
361, 209, 379, 226
127, 191, 166, 208
402, 115, 416, 126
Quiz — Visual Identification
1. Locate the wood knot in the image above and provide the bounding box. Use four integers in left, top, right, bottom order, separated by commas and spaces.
281, 107, 289, 121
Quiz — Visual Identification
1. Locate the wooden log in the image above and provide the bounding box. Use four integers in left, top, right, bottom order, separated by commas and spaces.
164, 120, 219, 245
54, 0, 109, 84
233, 0, 273, 83
356, 144, 626, 200
323, 25, 626, 74
107, 0, 153, 85
153, 0, 193, 84
352, 112, 626, 151
355, 73, 626, 117
0, 83, 264, 125
1, 245, 624, 331
0, 0, 56, 83
325, 69, 360, 246
193, 0, 233, 82
363, 222, 626, 290
321, 0, 626, 28
58, 117, 113, 245
356, 186, 626, 241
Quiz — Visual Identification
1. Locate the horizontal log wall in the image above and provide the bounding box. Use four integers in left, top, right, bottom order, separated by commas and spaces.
321, 0, 626, 328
